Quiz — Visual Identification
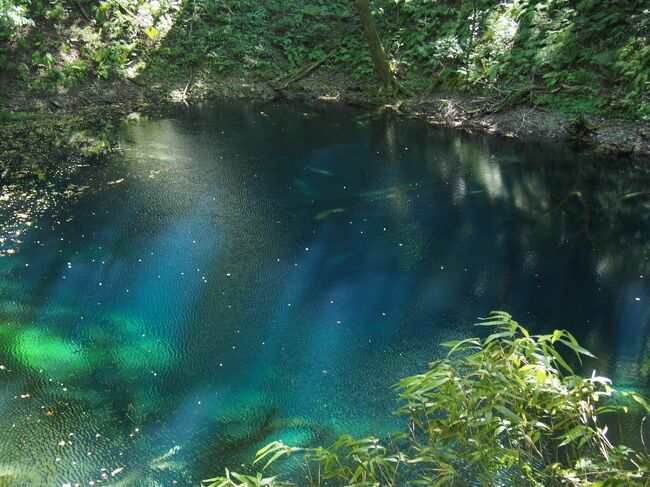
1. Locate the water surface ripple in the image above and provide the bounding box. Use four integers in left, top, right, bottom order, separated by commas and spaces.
0, 101, 649, 486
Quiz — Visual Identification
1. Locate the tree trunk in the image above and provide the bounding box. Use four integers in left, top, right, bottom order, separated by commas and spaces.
354, 0, 399, 95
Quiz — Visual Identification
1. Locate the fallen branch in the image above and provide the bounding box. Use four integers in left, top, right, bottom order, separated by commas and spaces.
619, 189, 650, 202
283, 57, 329, 86
548, 84, 582, 94
458, 86, 538, 117
481, 86, 534, 114
270, 55, 333, 90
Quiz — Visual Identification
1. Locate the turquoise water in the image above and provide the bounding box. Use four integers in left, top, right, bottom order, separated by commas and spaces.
1, 101, 649, 486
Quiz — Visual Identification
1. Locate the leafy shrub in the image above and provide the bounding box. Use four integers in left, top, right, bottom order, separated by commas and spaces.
0, 0, 647, 118
204, 312, 650, 486
372, 0, 649, 118
1, 0, 181, 90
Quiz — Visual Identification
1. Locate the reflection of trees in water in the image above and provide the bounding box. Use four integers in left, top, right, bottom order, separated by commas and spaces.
330, 111, 650, 388
433, 130, 650, 386
287, 108, 650, 388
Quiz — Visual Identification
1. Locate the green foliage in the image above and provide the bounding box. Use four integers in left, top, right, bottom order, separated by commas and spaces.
0, 0, 648, 118
372, 0, 649, 118
149, 0, 357, 80
203, 469, 283, 487
0, 0, 178, 90
205, 312, 650, 486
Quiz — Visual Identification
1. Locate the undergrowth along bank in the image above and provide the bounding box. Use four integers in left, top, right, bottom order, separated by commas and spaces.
1, 0, 648, 120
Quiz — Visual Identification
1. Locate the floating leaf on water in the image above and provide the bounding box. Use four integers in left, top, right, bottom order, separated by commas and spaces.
314, 207, 346, 220
306, 166, 334, 177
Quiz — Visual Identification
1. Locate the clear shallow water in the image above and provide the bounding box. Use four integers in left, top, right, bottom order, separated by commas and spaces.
1, 101, 650, 486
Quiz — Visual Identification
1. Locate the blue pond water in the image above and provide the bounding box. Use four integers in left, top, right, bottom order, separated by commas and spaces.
0, 101, 649, 485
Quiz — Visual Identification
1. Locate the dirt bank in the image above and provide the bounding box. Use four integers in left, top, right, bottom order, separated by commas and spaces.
1, 73, 649, 185
406, 95, 649, 162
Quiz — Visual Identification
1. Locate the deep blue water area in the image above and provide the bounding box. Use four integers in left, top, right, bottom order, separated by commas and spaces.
0, 101, 649, 485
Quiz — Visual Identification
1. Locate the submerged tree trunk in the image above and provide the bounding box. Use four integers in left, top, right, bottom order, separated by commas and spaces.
353, 0, 401, 95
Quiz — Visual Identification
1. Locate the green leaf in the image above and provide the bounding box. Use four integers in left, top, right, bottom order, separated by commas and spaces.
631, 393, 650, 413
443, 338, 481, 355
485, 331, 515, 344
543, 343, 574, 374
558, 426, 584, 447
494, 404, 521, 424
558, 338, 596, 359
144, 26, 158, 39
